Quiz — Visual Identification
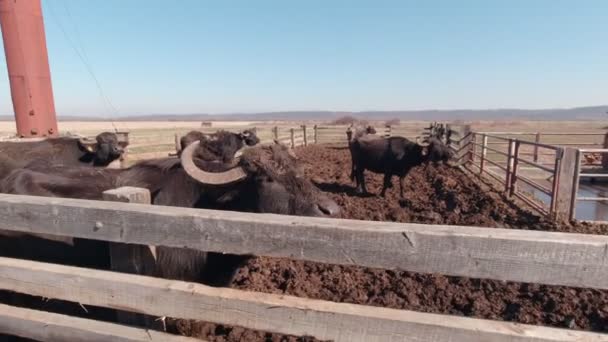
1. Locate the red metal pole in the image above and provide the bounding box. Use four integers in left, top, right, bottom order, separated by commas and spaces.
0, 0, 58, 137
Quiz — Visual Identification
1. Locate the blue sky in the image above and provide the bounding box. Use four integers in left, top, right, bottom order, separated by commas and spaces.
0, 0, 607, 116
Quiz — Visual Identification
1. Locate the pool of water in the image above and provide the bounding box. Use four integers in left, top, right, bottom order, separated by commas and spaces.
524, 182, 608, 221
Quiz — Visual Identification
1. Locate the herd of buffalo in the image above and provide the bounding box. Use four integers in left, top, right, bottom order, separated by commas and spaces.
0, 125, 454, 334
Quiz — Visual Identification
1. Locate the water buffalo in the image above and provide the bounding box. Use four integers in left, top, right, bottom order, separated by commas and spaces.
179, 129, 259, 162
0, 139, 340, 286
425, 137, 454, 166
350, 135, 453, 198
346, 125, 377, 181
0, 132, 125, 180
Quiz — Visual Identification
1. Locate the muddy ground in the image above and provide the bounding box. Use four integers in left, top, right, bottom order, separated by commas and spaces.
172, 145, 608, 341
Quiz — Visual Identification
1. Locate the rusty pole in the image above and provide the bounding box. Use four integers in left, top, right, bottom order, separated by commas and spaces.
0, 0, 58, 137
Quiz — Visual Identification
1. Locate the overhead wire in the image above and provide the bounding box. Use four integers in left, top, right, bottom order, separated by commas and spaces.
46, 0, 121, 133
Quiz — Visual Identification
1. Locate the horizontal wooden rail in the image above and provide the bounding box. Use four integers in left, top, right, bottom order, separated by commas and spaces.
1, 194, 608, 289
0, 258, 605, 342
0, 303, 196, 342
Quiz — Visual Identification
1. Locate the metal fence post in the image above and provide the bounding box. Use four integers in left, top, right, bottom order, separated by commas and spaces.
549, 149, 563, 217
509, 140, 520, 197
290, 128, 295, 148
480, 134, 488, 175
505, 139, 515, 193
470, 133, 477, 163
534, 132, 541, 162
313, 125, 318, 144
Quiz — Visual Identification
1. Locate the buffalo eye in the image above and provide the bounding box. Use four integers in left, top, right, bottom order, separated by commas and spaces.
256, 175, 274, 183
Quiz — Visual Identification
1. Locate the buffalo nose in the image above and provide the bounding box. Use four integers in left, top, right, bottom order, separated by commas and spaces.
316, 198, 341, 217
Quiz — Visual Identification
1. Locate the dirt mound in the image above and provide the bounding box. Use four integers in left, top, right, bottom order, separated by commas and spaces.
172, 145, 608, 341
298, 145, 607, 234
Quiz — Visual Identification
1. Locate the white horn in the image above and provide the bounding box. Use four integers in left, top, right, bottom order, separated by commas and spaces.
180, 141, 247, 185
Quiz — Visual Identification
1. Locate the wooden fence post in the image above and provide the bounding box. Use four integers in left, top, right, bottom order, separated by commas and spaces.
102, 187, 163, 330
302, 125, 307, 146
569, 149, 582, 221
384, 125, 391, 137
314, 125, 318, 144
273, 126, 279, 141
533, 132, 541, 162
553, 148, 578, 222
449, 124, 471, 166
174, 133, 181, 153
290, 128, 295, 148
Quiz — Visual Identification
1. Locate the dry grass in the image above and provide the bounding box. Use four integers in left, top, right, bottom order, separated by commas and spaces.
1, 120, 605, 163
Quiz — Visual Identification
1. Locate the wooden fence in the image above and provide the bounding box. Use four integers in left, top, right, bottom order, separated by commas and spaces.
0, 190, 607, 341
162, 124, 424, 158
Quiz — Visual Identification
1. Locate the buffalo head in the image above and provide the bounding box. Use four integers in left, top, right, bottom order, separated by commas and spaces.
78, 132, 125, 166
180, 140, 340, 218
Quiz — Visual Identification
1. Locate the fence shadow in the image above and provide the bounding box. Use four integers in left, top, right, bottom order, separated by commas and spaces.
313, 181, 375, 198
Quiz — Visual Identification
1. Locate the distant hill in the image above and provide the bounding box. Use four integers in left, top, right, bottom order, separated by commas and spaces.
1, 105, 607, 122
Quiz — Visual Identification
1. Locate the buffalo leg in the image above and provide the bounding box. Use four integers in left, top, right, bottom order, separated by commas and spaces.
380, 173, 392, 197
399, 176, 407, 198
201, 253, 252, 287
355, 168, 367, 194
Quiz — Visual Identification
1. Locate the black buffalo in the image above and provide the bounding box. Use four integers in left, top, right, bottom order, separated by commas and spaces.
0, 132, 125, 179
349, 135, 453, 198
346, 125, 377, 181
425, 137, 454, 166
1, 139, 340, 286
179, 129, 259, 162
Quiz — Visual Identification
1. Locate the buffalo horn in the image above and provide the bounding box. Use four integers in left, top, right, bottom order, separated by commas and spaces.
180, 140, 247, 185
78, 138, 97, 152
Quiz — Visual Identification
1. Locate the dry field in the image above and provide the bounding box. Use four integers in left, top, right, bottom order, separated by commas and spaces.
1, 120, 606, 162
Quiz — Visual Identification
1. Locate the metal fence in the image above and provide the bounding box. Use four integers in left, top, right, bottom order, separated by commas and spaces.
449, 128, 583, 221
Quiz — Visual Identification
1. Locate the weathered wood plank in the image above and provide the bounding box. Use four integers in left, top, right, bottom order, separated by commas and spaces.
0, 258, 604, 342
555, 148, 577, 221
0, 194, 607, 289
103, 187, 161, 330
0, 303, 198, 342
